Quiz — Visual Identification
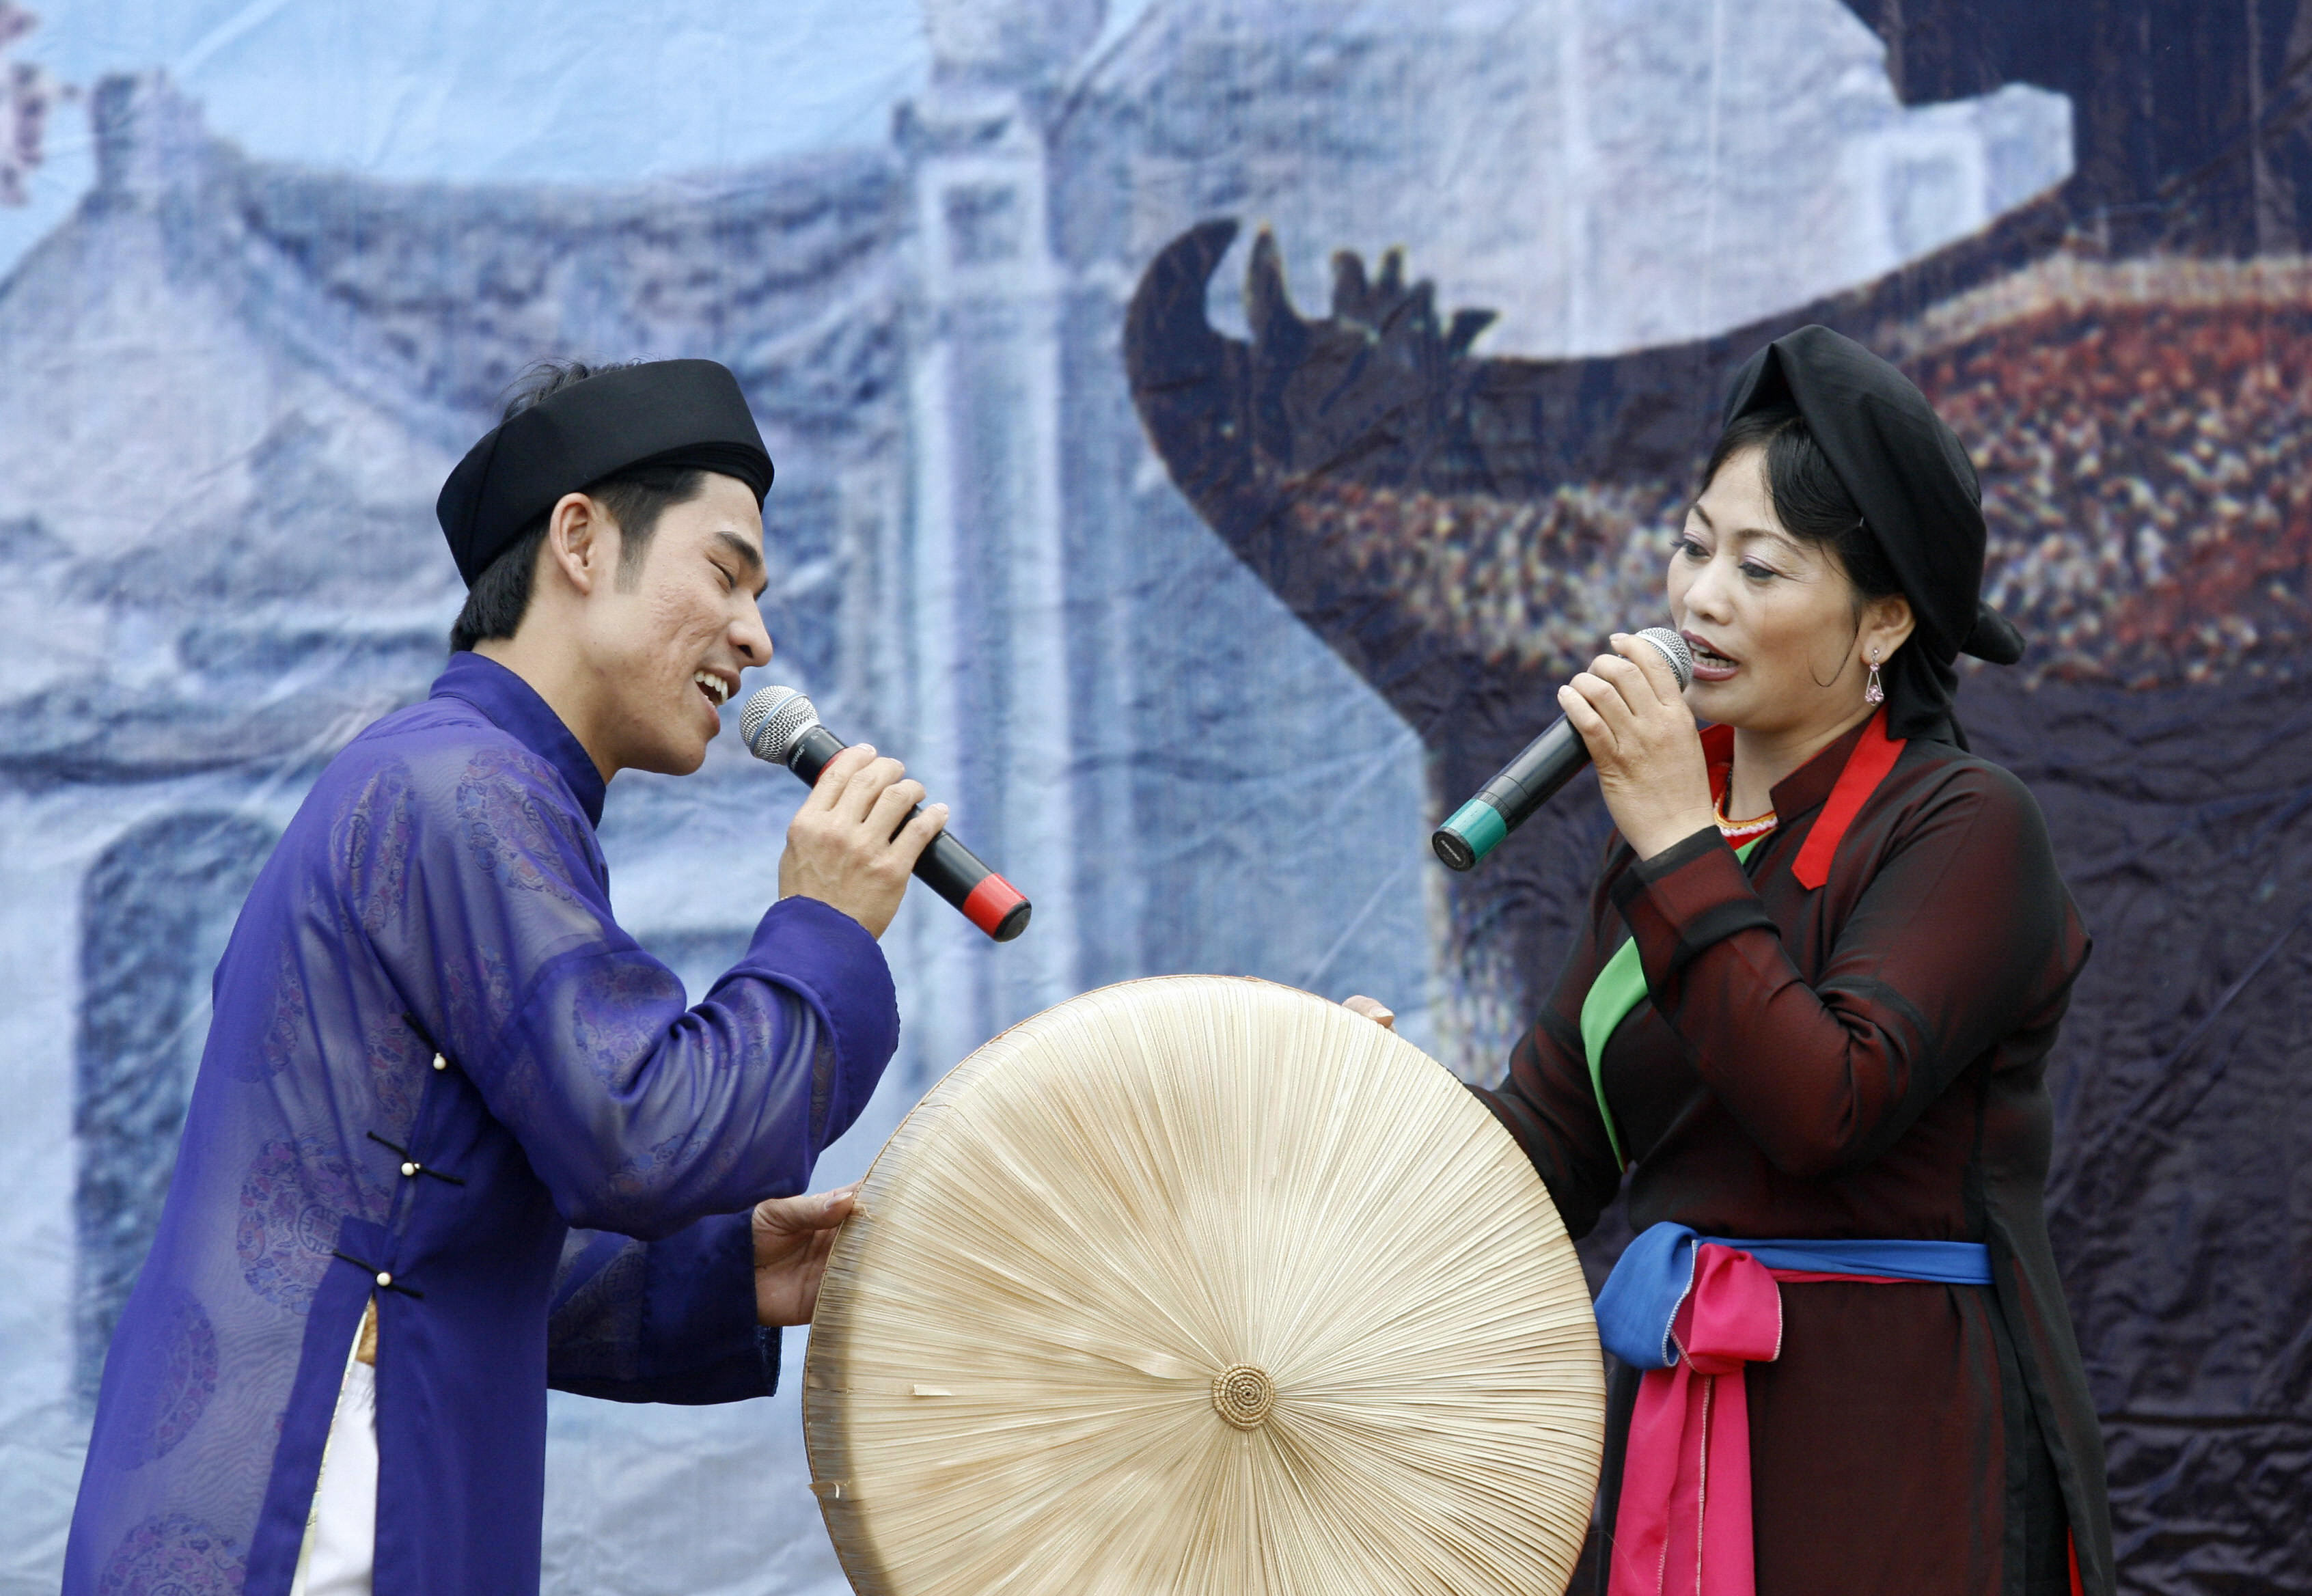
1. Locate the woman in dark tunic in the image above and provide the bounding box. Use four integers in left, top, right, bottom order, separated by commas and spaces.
1375, 327, 2113, 1596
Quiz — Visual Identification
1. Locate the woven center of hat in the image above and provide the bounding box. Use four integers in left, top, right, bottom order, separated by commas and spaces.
1211, 1364, 1276, 1430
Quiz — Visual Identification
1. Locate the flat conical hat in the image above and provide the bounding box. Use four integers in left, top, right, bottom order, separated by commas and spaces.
803, 976, 1604, 1595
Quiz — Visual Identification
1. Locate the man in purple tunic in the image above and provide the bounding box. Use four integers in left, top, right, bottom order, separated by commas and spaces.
64, 359, 944, 1595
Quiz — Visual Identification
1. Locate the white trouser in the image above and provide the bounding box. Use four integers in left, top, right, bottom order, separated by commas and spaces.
289, 1325, 378, 1596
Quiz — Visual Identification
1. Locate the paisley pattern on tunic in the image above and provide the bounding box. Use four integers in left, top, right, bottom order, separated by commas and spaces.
96, 1515, 243, 1596
235, 1138, 363, 1314
108, 1289, 219, 1466
454, 743, 586, 905
361, 1014, 426, 1125
568, 961, 689, 1085
232, 944, 310, 1084
338, 765, 419, 942
438, 940, 517, 1064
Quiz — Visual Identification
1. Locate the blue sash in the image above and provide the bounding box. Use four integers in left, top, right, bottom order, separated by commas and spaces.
1595, 1222, 1994, 1370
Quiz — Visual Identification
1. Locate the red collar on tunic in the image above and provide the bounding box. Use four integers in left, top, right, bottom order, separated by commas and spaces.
1696, 709, 1905, 890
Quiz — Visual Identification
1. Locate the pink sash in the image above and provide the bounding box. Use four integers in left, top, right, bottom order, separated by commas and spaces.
1606, 1244, 1913, 1596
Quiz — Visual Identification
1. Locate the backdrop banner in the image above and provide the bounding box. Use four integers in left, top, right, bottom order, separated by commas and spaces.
0, 3, 2303, 1592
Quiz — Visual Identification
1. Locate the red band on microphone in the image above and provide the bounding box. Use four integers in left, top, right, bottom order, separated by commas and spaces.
959, 872, 1028, 937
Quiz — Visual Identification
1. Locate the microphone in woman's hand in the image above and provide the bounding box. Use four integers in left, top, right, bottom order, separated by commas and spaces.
1431, 627, 1694, 871
740, 686, 1031, 941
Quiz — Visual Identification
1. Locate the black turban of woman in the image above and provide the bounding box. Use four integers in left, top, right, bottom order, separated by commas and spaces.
436, 359, 774, 588
1721, 325, 2023, 745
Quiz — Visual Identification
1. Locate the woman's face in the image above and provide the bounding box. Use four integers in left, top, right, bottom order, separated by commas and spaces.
1666, 445, 1905, 741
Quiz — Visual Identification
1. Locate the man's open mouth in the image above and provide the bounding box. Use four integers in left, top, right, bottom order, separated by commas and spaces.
693, 670, 734, 706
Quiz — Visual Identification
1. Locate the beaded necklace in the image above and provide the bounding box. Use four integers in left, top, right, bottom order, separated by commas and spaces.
1714, 769, 1777, 844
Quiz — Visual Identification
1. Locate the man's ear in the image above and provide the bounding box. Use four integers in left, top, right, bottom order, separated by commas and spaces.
542, 492, 618, 597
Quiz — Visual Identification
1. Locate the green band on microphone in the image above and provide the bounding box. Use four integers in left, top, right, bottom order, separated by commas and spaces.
1433, 797, 1509, 871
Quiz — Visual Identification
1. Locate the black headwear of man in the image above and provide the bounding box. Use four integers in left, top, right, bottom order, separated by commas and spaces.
436, 359, 774, 589
1720, 324, 2024, 745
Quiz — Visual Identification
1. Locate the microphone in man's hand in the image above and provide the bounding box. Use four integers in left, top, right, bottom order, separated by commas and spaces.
1431, 627, 1695, 871
739, 687, 1032, 943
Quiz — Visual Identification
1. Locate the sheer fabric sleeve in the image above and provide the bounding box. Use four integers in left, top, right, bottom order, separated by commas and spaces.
1610, 764, 2084, 1179
545, 1216, 777, 1405
348, 739, 898, 1239
1470, 859, 1629, 1241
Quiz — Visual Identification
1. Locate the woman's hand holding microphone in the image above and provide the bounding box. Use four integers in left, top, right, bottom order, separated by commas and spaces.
1345, 635, 1717, 1032
1556, 633, 1718, 862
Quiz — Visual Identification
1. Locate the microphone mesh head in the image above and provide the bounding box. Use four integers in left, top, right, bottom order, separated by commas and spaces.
741, 686, 821, 765
1634, 627, 1694, 691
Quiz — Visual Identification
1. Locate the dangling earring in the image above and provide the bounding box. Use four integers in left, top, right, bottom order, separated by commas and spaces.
1863, 648, 1884, 706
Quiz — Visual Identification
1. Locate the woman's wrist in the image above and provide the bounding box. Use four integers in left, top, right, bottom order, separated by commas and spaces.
1623, 805, 1720, 862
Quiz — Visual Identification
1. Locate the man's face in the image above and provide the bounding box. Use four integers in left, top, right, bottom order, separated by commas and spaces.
581, 471, 772, 776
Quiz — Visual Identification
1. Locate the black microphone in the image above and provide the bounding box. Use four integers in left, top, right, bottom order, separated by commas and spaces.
739, 687, 1032, 943
1431, 627, 1695, 871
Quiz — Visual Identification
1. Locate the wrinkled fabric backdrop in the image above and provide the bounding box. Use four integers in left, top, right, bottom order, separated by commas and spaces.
0, 1, 2303, 1592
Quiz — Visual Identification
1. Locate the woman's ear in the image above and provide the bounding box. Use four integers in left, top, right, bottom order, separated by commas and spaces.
544, 492, 606, 597
1861, 591, 1916, 665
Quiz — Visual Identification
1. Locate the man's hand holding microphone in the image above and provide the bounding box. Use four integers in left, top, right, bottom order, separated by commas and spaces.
777, 743, 949, 939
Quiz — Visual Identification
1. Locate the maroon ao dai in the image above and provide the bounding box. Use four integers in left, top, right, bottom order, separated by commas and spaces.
1474, 714, 2110, 1596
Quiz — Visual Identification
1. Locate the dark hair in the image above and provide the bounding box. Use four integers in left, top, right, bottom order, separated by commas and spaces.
448, 359, 709, 652
1699, 404, 1903, 611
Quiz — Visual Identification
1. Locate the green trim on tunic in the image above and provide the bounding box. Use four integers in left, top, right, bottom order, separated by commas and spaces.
1580, 835, 1765, 1168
